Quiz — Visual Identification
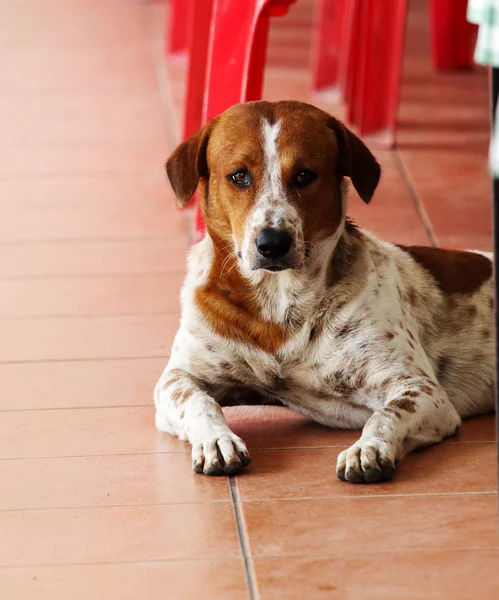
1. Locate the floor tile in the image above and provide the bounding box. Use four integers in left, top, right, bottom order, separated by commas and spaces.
0, 140, 166, 178
0, 274, 184, 317
0, 406, 186, 459
226, 406, 361, 450
243, 494, 498, 557
0, 239, 189, 278
0, 314, 176, 362
0, 203, 183, 242
0, 453, 229, 510
253, 550, 499, 600
0, 503, 240, 566
237, 443, 497, 501
343, 150, 431, 246
0, 176, 179, 211
0, 559, 248, 600
0, 358, 166, 410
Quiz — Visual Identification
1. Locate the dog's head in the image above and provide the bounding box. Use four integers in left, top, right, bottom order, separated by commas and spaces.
166, 101, 380, 273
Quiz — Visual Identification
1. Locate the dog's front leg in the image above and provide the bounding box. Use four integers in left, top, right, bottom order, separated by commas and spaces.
336, 375, 461, 484
154, 368, 251, 475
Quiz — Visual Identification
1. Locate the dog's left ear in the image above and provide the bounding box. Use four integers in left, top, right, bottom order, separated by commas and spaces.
166, 121, 213, 208
328, 118, 381, 204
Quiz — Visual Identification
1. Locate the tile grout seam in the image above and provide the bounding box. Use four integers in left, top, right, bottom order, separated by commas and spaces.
230, 477, 258, 600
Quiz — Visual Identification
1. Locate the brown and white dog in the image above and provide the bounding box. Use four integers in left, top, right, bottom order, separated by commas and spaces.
154, 100, 495, 483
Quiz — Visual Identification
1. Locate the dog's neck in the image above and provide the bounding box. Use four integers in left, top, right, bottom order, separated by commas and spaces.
204, 220, 363, 328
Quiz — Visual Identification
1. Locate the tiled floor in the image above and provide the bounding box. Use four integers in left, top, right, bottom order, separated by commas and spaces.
0, 0, 497, 598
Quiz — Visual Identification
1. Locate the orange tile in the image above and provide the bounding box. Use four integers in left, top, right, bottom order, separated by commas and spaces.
452, 414, 496, 443
0, 204, 183, 242
0, 239, 189, 278
0, 176, 179, 212
0, 314, 176, 362
396, 149, 492, 251
237, 443, 497, 501
0, 503, 240, 566
347, 149, 430, 246
0, 358, 166, 410
0, 406, 186, 459
0, 140, 167, 178
0, 560, 248, 600
243, 494, 498, 557
0, 92, 167, 144
226, 406, 361, 450
254, 550, 499, 600
0, 453, 229, 510
0, 274, 184, 317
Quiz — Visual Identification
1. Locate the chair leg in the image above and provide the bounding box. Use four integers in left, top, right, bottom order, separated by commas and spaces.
183, 0, 213, 139
355, 0, 408, 145
166, 0, 190, 56
311, 0, 348, 94
430, 0, 477, 71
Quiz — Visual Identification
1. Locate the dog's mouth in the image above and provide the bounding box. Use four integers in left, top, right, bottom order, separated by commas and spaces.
254, 259, 295, 273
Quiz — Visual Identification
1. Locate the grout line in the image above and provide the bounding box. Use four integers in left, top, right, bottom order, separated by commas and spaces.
239, 491, 498, 503
0, 355, 169, 365
0, 500, 231, 513
0, 441, 494, 461
0, 451, 191, 462
0, 234, 175, 246
0, 556, 244, 570
230, 478, 258, 600
0, 310, 179, 321
1, 545, 496, 571
392, 148, 438, 247
0, 404, 154, 413
0, 271, 186, 281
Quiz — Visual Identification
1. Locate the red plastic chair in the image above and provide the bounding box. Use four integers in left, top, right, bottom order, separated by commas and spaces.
312, 0, 476, 145
430, 0, 476, 71
166, 0, 190, 56
181, 0, 297, 240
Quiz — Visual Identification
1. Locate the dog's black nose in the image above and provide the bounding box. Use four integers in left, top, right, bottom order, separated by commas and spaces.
255, 229, 292, 259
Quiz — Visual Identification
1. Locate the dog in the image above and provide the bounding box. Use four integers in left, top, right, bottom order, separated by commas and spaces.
154, 100, 495, 483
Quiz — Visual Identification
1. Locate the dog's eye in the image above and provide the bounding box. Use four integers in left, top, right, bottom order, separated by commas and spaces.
229, 170, 251, 188
295, 170, 317, 188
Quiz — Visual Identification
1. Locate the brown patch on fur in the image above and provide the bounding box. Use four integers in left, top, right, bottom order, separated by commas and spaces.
171, 388, 192, 408
195, 247, 289, 353
482, 328, 491, 339
407, 286, 417, 306
418, 384, 434, 395
384, 406, 402, 418
389, 398, 417, 413
180, 411, 185, 420
401, 390, 420, 398
398, 245, 492, 295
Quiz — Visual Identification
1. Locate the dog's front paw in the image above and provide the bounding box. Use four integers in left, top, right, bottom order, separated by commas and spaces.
336, 438, 397, 484
191, 433, 251, 476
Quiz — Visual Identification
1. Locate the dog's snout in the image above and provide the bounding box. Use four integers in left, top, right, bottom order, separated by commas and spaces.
255, 229, 292, 259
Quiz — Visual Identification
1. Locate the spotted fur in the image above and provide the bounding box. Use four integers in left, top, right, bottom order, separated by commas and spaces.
155, 101, 495, 482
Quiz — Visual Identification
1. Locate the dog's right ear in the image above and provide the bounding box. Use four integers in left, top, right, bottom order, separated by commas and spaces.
166, 123, 212, 208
